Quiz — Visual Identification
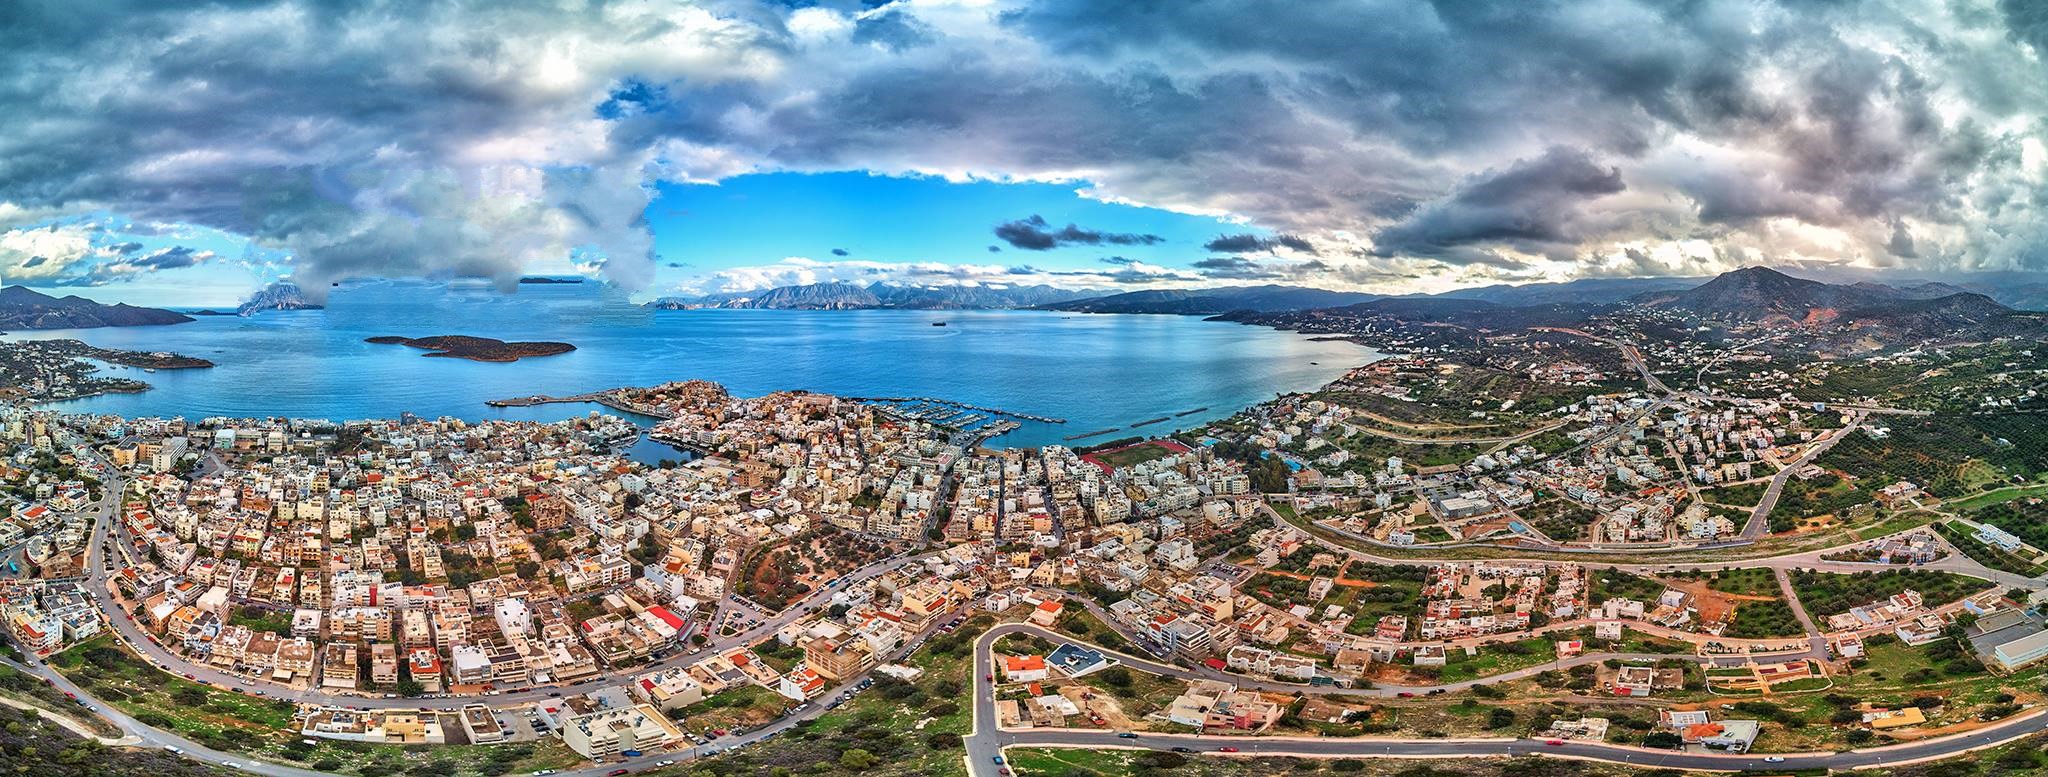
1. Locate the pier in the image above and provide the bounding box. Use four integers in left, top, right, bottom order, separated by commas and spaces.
1129, 416, 1171, 427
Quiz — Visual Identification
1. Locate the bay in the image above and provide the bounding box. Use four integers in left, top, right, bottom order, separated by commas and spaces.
5, 281, 1377, 449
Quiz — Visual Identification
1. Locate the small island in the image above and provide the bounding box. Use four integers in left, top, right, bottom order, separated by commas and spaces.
365, 334, 576, 363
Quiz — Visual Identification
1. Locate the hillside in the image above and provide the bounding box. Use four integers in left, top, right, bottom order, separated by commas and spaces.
1633, 267, 2023, 336
0, 286, 192, 329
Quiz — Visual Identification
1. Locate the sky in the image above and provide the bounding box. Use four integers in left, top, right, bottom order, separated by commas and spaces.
2, 0, 2047, 307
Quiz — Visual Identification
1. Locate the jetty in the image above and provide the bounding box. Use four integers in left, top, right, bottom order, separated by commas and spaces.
1062, 427, 1122, 442
1129, 416, 1171, 428
485, 390, 677, 420
1172, 407, 1209, 417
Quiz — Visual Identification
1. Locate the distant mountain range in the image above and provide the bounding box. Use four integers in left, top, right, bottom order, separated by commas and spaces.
1034, 284, 1384, 315
645, 282, 1103, 311
0, 286, 192, 330
1209, 266, 2039, 353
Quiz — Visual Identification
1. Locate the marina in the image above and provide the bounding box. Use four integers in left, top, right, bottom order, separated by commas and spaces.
846, 395, 1066, 424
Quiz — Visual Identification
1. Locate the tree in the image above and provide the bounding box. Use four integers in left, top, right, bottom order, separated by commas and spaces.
171, 686, 208, 707
839, 748, 879, 769
1487, 707, 1517, 729
1641, 731, 1682, 749
396, 679, 425, 697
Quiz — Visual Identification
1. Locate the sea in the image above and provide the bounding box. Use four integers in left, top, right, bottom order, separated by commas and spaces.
5, 280, 1379, 453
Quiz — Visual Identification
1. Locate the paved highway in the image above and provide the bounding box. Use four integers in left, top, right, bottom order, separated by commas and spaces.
1740, 412, 1867, 539
962, 623, 2048, 777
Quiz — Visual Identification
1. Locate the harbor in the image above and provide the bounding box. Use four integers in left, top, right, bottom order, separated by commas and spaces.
863, 398, 1025, 438
846, 395, 1065, 424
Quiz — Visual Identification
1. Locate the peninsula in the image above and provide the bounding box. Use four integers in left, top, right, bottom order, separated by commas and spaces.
0, 338, 212, 401
365, 334, 576, 362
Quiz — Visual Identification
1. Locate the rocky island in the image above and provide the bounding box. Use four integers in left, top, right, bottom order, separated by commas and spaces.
365, 334, 576, 363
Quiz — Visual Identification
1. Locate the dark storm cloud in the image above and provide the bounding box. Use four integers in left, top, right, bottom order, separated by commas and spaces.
1191, 256, 1284, 280
1371, 147, 1625, 263
1, 0, 2045, 295
1203, 233, 1317, 254
132, 245, 207, 269
992, 215, 1164, 251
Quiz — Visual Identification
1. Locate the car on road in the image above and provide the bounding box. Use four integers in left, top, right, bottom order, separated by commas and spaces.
607, 770, 631, 777
531, 771, 556, 775
656, 761, 676, 767
1543, 740, 1564, 746
1170, 747, 1194, 753
991, 756, 1004, 764
1217, 747, 1239, 752
1396, 692, 1416, 698
1117, 732, 1138, 738
1764, 757, 1785, 763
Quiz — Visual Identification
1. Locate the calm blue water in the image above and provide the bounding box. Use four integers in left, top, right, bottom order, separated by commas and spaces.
6, 281, 1377, 448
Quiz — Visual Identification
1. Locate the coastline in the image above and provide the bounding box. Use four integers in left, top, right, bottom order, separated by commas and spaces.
17, 308, 1373, 447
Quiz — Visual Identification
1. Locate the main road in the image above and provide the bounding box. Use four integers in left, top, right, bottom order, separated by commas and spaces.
963, 623, 2048, 777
